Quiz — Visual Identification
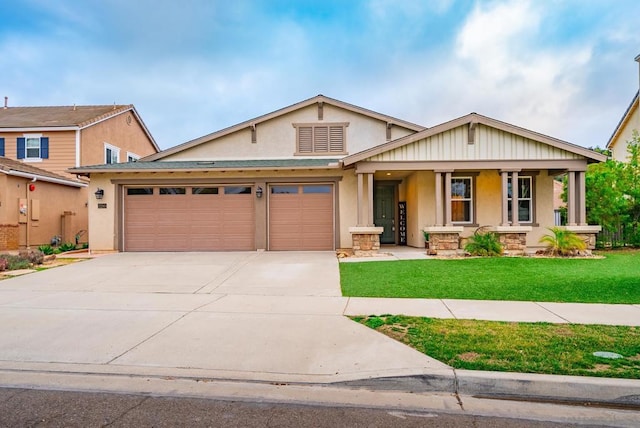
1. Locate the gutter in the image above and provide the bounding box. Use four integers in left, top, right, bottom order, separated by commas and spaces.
0, 170, 88, 188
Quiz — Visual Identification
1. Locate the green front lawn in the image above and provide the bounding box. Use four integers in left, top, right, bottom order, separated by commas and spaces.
340, 250, 640, 304
354, 316, 640, 379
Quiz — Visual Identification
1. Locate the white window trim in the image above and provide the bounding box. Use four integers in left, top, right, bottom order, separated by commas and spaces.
126, 152, 140, 162
104, 143, 120, 164
450, 176, 474, 225
23, 133, 43, 162
508, 176, 534, 224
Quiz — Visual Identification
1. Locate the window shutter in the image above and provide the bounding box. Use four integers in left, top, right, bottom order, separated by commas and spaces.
17, 137, 25, 159
40, 137, 49, 159
0, 138, 4, 157
329, 126, 344, 152
314, 126, 328, 152
298, 126, 313, 153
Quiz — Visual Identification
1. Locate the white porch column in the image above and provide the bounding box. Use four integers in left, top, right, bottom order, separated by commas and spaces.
367, 172, 374, 226
567, 171, 576, 226
501, 171, 509, 226
357, 173, 364, 226
435, 171, 443, 226
511, 170, 519, 226
577, 171, 587, 225
444, 172, 452, 226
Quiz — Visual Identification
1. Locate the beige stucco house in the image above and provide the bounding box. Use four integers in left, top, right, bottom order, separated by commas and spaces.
607, 54, 640, 161
72, 95, 605, 255
0, 103, 159, 249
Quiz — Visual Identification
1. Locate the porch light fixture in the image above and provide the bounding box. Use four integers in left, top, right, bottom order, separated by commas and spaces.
94, 188, 104, 200
256, 186, 263, 198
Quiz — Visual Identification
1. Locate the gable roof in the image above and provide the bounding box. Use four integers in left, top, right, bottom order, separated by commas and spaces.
606, 90, 639, 149
145, 95, 427, 161
342, 112, 607, 165
0, 156, 87, 187
0, 104, 160, 152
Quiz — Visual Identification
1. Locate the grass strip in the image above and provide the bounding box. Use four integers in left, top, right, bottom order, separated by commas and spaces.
353, 315, 640, 379
340, 250, 640, 303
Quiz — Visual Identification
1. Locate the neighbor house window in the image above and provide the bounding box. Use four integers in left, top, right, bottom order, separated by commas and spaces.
105, 144, 120, 164
508, 176, 533, 223
17, 135, 49, 160
451, 177, 473, 224
294, 123, 348, 155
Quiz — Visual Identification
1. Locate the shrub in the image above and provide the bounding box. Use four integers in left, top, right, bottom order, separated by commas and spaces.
539, 227, 587, 256
464, 228, 503, 256
19, 249, 44, 265
0, 254, 31, 270
38, 244, 55, 255
0, 258, 7, 272
59, 242, 77, 252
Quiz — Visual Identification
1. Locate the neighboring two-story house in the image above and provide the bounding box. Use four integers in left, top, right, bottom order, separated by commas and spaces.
72, 95, 604, 255
607, 54, 640, 161
0, 102, 159, 250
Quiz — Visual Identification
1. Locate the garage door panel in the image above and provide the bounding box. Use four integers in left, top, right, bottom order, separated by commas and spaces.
125, 186, 254, 252
269, 184, 334, 251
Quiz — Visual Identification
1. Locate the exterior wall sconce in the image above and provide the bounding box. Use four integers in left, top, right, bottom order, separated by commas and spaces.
256, 186, 263, 198
94, 188, 104, 200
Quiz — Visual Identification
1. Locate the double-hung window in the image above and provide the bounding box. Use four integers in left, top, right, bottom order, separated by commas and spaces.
508, 176, 533, 223
17, 134, 49, 161
105, 143, 120, 164
451, 177, 473, 224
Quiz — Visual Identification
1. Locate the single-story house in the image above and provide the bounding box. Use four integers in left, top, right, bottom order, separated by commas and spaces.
71, 95, 605, 255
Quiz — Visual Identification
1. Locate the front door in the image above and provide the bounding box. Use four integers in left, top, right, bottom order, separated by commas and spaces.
374, 184, 395, 244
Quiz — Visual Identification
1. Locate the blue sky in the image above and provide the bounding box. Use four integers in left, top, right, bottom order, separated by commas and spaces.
1, 0, 639, 150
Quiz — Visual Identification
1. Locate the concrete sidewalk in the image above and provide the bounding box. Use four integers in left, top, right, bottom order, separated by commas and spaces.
0, 251, 638, 411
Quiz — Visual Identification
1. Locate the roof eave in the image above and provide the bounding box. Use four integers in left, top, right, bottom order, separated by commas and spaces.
606, 91, 639, 149
68, 164, 342, 175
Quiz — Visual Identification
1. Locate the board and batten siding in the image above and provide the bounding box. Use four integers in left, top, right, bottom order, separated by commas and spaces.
365, 124, 583, 162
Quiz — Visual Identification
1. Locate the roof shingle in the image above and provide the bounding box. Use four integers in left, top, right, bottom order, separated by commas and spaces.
0, 105, 132, 128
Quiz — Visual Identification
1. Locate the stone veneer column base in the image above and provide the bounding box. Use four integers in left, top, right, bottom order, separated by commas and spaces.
564, 225, 602, 252
488, 226, 532, 256
424, 226, 464, 256
349, 226, 384, 257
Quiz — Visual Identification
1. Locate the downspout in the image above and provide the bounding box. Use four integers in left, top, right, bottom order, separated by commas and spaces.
25, 179, 30, 249
75, 129, 81, 168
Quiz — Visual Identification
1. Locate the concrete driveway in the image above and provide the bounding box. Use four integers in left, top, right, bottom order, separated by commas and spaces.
0, 252, 447, 384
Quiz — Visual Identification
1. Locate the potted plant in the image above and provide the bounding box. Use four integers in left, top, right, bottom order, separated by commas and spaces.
422, 231, 430, 249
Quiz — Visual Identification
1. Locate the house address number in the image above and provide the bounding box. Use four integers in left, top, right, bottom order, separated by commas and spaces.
98, 203, 107, 209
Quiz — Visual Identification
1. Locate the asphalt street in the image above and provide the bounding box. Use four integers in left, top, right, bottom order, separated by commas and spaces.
0, 387, 584, 428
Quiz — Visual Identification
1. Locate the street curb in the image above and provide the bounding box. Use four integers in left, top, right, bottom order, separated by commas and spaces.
334, 370, 640, 407
455, 370, 640, 406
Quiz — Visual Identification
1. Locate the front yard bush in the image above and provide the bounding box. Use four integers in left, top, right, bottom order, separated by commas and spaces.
464, 227, 502, 256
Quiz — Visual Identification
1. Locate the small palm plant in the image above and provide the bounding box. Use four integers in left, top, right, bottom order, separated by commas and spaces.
464, 228, 503, 256
539, 227, 586, 256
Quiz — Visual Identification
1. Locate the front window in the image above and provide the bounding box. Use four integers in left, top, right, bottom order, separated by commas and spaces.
26, 137, 41, 158
508, 177, 533, 223
451, 177, 473, 223
105, 144, 120, 164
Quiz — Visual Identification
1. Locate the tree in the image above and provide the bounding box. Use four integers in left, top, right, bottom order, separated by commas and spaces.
584, 131, 640, 246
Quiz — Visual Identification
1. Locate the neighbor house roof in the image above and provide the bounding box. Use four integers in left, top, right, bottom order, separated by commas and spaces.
69, 158, 342, 175
0, 104, 160, 152
606, 90, 639, 149
144, 95, 427, 161
342, 112, 607, 166
0, 156, 87, 187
